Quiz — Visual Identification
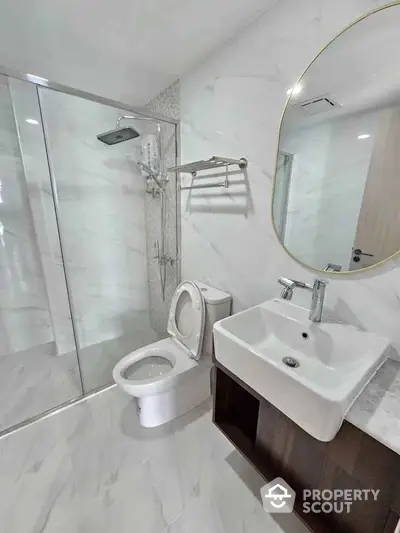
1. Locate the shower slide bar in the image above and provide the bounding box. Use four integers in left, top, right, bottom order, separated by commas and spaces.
169, 156, 248, 191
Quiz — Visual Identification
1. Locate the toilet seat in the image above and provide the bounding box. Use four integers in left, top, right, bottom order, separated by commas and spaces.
167, 281, 205, 360
122, 354, 173, 382
112, 339, 203, 397
113, 281, 206, 398
113, 345, 176, 396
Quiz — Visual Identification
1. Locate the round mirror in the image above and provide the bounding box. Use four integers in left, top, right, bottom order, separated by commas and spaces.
273, 4, 400, 273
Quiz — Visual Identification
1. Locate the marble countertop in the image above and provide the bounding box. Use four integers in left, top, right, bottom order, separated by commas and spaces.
346, 358, 400, 455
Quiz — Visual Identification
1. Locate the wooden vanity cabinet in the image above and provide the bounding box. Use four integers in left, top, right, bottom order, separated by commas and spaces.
213, 363, 400, 533
383, 511, 400, 533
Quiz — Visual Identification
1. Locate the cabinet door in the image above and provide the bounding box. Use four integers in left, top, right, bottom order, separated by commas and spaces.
383, 511, 400, 533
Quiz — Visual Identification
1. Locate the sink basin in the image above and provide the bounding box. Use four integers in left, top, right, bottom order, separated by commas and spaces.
213, 298, 389, 441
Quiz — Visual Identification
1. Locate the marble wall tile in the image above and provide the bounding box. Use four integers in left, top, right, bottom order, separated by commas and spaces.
179, 0, 400, 358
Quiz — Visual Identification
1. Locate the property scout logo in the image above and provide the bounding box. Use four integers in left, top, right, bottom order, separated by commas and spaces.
261, 478, 380, 515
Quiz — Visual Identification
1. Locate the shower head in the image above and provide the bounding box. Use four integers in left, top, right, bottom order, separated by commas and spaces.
97, 126, 140, 145
97, 115, 163, 145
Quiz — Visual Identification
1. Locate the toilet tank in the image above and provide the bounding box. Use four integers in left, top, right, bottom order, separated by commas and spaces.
195, 281, 232, 356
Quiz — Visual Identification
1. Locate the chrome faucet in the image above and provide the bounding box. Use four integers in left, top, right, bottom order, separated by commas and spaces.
278, 277, 327, 323
324, 263, 342, 272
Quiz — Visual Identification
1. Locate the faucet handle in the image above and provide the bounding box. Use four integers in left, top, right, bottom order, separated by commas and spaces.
278, 277, 296, 289
278, 277, 295, 301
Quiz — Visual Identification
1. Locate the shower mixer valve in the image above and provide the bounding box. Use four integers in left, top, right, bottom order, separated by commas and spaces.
146, 178, 162, 197
153, 240, 175, 266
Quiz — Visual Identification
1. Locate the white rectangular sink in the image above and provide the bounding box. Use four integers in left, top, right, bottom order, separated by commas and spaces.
214, 298, 389, 441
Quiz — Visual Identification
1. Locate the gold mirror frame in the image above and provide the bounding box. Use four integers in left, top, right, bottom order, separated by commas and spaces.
271, 0, 400, 276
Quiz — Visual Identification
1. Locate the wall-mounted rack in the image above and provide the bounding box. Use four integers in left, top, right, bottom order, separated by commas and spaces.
168, 156, 248, 191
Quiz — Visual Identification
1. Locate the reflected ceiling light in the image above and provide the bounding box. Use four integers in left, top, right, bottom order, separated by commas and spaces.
26, 73, 48, 84
25, 118, 39, 125
287, 84, 302, 97
357, 134, 370, 140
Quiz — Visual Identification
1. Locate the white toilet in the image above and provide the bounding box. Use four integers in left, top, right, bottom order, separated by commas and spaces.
113, 281, 231, 427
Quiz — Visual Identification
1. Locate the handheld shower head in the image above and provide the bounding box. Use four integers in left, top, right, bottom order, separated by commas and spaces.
97, 126, 140, 145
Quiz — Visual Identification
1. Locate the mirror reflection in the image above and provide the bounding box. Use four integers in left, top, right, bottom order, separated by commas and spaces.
273, 5, 400, 272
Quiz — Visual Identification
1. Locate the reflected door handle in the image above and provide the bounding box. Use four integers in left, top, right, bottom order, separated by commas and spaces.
153, 240, 160, 260
353, 248, 374, 257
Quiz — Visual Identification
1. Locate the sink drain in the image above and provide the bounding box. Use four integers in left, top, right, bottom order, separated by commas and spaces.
282, 356, 300, 368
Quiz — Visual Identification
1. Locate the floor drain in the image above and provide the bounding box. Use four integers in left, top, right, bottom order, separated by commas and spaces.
282, 356, 300, 368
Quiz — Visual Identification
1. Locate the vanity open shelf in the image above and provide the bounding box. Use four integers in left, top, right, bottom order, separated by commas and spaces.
213, 365, 260, 456
213, 362, 400, 533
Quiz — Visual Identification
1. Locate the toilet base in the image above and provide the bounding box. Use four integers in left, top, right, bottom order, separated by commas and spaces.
136, 367, 211, 428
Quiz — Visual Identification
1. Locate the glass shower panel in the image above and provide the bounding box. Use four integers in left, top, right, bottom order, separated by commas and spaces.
0, 76, 82, 432
37, 88, 160, 392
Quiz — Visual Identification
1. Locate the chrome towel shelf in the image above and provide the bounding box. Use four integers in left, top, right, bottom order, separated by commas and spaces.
168, 156, 248, 191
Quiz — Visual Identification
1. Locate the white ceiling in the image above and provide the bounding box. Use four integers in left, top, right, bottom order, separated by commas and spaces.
284, 4, 400, 131
0, 0, 276, 107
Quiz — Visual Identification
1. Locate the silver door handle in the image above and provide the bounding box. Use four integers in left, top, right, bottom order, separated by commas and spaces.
153, 240, 160, 260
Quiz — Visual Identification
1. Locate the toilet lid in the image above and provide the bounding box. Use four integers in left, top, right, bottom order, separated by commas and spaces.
167, 281, 205, 360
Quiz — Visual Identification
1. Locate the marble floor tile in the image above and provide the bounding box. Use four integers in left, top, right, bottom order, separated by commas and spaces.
0, 386, 308, 533
0, 323, 163, 434
0, 342, 81, 432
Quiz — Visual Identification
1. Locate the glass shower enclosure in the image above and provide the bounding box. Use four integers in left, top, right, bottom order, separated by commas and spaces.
0, 69, 178, 434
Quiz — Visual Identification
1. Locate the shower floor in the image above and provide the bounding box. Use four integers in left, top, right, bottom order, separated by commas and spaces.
0, 343, 81, 432
0, 386, 308, 533
0, 326, 162, 433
